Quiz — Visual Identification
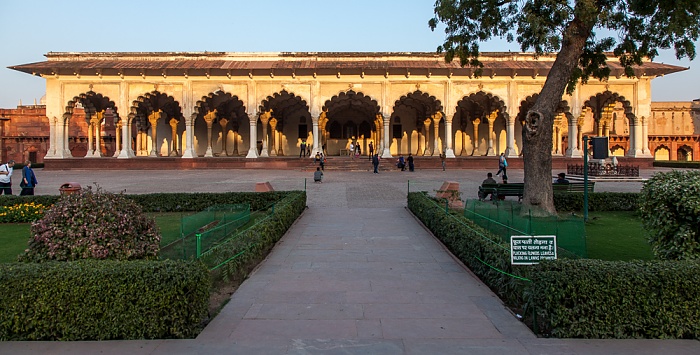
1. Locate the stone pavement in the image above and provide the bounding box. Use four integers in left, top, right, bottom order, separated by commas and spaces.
1, 166, 699, 354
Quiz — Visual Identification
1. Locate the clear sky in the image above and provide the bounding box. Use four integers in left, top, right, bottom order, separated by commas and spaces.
0, 0, 697, 109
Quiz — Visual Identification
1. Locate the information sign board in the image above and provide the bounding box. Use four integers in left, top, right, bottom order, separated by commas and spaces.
510, 235, 557, 265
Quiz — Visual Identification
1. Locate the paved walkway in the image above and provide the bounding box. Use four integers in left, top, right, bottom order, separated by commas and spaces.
2, 167, 699, 354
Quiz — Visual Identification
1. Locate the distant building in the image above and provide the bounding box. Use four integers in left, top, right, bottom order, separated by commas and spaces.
3, 51, 697, 163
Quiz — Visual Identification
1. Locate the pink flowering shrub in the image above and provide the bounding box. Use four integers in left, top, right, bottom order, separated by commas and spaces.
19, 187, 161, 262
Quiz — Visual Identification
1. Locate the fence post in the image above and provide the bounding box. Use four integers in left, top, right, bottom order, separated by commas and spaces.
196, 233, 202, 258
304, 178, 307, 191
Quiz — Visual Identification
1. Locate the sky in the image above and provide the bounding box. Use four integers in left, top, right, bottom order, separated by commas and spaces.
0, 0, 698, 109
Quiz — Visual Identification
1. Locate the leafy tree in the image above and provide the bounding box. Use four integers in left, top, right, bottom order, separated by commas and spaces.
430, 0, 700, 215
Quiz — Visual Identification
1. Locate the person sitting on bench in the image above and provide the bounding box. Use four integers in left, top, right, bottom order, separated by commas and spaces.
555, 172, 569, 184
478, 172, 498, 200
313, 167, 324, 183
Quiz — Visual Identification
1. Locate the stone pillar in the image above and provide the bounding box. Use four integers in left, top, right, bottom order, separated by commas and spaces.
113, 121, 122, 157
444, 113, 455, 158
312, 115, 321, 155
486, 111, 497, 156
259, 110, 271, 158
381, 114, 392, 158
423, 118, 431, 156
62, 114, 72, 158
203, 110, 216, 157
552, 114, 563, 156
269, 117, 278, 156
246, 113, 259, 158
566, 113, 583, 158
219, 117, 229, 156
505, 117, 517, 157
135, 129, 142, 156
45, 116, 57, 158
232, 125, 240, 156
148, 110, 161, 157
432, 113, 441, 156
169, 118, 179, 156
92, 111, 104, 157
181, 113, 197, 159
472, 118, 481, 156
86, 117, 95, 157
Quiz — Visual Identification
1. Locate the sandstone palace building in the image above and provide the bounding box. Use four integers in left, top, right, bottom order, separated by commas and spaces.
1, 51, 699, 165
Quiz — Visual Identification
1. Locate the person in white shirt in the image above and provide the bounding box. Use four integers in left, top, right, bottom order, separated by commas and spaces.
0, 159, 15, 195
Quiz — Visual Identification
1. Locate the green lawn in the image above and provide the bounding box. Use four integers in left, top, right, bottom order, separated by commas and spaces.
585, 211, 655, 261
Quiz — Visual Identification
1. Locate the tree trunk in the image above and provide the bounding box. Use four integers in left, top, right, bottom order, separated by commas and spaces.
522, 19, 594, 216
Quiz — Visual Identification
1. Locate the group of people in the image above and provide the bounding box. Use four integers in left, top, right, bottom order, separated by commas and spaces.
299, 141, 311, 158
395, 154, 415, 172
0, 159, 38, 196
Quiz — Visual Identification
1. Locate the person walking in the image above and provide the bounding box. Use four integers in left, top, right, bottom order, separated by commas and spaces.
20, 160, 38, 196
496, 153, 507, 176
372, 154, 380, 174
319, 153, 325, 171
407, 153, 415, 172
440, 153, 446, 171
349, 142, 355, 158
368, 141, 374, 160
0, 159, 15, 195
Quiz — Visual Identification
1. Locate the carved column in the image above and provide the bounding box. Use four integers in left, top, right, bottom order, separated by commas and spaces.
44, 116, 57, 158
218, 117, 229, 156
319, 112, 328, 155
553, 113, 563, 156
312, 115, 321, 156
432, 113, 442, 156
113, 120, 122, 157
169, 118, 179, 156
505, 117, 517, 157
203, 110, 216, 157
62, 114, 72, 158
472, 118, 481, 155
232, 122, 240, 156
86, 116, 95, 157
641, 116, 652, 156
444, 114, 456, 158
259, 110, 271, 158
269, 117, 278, 156
566, 113, 583, 158
181, 113, 197, 158
93, 111, 104, 157
423, 118, 431, 156
381, 114, 392, 158
486, 110, 497, 156
148, 110, 161, 157
246, 113, 259, 158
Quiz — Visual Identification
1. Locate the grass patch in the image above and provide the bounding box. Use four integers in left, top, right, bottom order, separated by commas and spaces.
0, 224, 32, 263
585, 211, 655, 261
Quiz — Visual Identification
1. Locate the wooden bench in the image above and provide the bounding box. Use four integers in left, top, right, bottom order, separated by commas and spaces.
478, 183, 524, 201
553, 181, 595, 193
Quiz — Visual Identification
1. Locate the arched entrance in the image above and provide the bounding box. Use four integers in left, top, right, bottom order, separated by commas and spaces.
194, 92, 247, 157
392, 91, 443, 156
584, 91, 638, 156
64, 91, 119, 158
322, 90, 380, 156
454, 91, 507, 156
259, 90, 310, 157
130, 91, 184, 157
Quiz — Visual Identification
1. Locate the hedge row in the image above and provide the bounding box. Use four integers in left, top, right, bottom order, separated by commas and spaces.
0, 260, 209, 341
653, 161, 700, 169
528, 259, 700, 338
553, 192, 639, 212
201, 191, 307, 282
0, 191, 293, 212
410, 191, 700, 339
408, 192, 529, 305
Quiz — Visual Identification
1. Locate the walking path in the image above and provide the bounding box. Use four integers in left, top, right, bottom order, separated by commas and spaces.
2, 167, 699, 354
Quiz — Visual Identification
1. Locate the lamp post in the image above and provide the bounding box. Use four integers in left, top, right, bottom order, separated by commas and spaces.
582, 135, 590, 222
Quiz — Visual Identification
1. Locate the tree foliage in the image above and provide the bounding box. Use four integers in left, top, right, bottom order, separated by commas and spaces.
430, 0, 700, 215
430, 0, 700, 93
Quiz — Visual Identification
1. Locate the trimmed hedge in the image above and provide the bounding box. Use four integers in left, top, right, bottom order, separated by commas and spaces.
553, 192, 639, 212
653, 161, 700, 169
410, 191, 700, 339
201, 191, 307, 282
0, 259, 209, 340
528, 259, 700, 338
408, 192, 529, 305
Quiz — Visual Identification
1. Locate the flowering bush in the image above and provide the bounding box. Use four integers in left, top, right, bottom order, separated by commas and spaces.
19, 186, 161, 262
639, 170, 700, 260
0, 202, 47, 223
